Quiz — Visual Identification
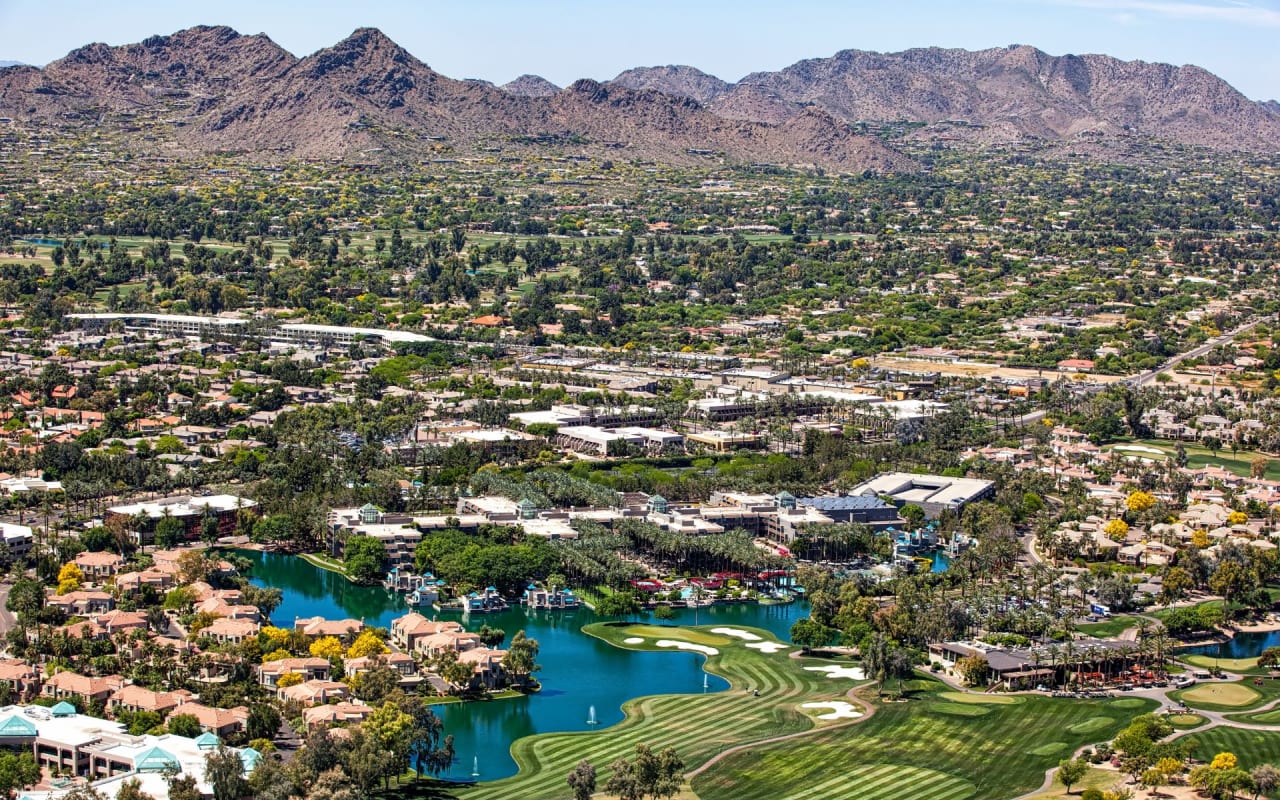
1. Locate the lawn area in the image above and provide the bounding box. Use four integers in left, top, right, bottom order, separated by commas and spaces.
1181, 727, 1280, 772
1225, 707, 1280, 724
690, 679, 1155, 800
1152, 600, 1225, 623
612, 625, 733, 647
1167, 713, 1208, 729
448, 623, 860, 800
1110, 439, 1280, 481
1074, 616, 1138, 638
1171, 679, 1280, 711
1026, 766, 1127, 800
1182, 654, 1263, 674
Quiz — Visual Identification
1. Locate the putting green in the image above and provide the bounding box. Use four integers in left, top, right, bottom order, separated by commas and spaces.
1111, 699, 1147, 709
1027, 742, 1069, 756
938, 692, 1022, 705
1167, 713, 1207, 728
1183, 654, 1261, 672
931, 702, 992, 717
1067, 716, 1115, 734
610, 624, 732, 646
1180, 682, 1261, 708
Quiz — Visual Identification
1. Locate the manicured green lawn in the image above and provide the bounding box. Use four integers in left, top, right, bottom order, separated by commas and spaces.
1074, 615, 1138, 638
1172, 678, 1280, 711
690, 680, 1155, 800
1226, 707, 1280, 724
1182, 654, 1263, 674
1181, 727, 1280, 772
1112, 439, 1280, 481
1167, 713, 1208, 729
449, 622, 860, 800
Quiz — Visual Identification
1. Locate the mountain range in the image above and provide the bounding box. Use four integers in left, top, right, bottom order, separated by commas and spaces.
0, 26, 1276, 169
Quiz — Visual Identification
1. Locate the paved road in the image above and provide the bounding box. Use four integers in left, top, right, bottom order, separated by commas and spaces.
1002, 314, 1275, 430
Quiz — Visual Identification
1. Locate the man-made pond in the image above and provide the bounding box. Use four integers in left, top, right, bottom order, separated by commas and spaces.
1180, 629, 1280, 660
238, 550, 809, 781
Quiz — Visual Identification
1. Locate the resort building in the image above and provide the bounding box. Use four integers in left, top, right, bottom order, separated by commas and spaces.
0, 702, 249, 796
104, 494, 257, 546
846, 472, 996, 519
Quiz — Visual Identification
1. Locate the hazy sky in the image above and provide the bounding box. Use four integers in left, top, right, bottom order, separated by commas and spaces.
1, 0, 1277, 100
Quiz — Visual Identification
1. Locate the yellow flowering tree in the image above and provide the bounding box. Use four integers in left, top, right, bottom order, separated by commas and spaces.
261, 649, 292, 663
310, 636, 345, 660
1126, 491, 1156, 514
275, 672, 303, 688
1103, 519, 1130, 541
1227, 511, 1248, 526
1191, 530, 1211, 549
347, 630, 389, 659
56, 563, 84, 595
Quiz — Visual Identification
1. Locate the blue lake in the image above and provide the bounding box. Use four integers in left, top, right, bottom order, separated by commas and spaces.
1180, 629, 1280, 660
238, 550, 809, 781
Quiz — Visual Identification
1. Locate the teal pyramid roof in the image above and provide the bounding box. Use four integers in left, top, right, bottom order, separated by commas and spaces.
50, 702, 77, 717
0, 715, 37, 736
195, 731, 220, 749
135, 745, 180, 772
240, 747, 262, 772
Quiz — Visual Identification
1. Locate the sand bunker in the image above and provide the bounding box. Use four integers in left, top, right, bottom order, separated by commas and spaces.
744, 642, 789, 654
656, 640, 719, 655
710, 627, 762, 641
623, 637, 645, 644
801, 701, 863, 720
1113, 445, 1166, 456
804, 665, 866, 680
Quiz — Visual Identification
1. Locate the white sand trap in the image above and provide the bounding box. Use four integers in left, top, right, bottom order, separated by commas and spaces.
804, 665, 866, 680
1113, 445, 1165, 456
623, 637, 645, 644
655, 640, 719, 655
710, 627, 762, 641
744, 642, 789, 653
801, 701, 864, 720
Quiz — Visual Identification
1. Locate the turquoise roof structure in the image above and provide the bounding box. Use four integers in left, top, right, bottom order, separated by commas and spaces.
240, 747, 262, 772
50, 702, 77, 717
195, 731, 221, 749
135, 746, 180, 772
0, 715, 38, 737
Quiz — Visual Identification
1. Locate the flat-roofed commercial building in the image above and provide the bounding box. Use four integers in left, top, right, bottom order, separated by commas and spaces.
847, 472, 995, 519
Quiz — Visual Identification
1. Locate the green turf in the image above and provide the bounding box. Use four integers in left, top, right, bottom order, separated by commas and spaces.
1116, 439, 1280, 481
1167, 713, 1208, 729
1027, 742, 1070, 756
1182, 654, 1263, 674
1111, 699, 1147, 709
691, 682, 1156, 800
447, 623, 857, 800
1224, 706, 1280, 724
1073, 616, 1138, 638
1172, 679, 1277, 711
938, 692, 1022, 705
1067, 716, 1116, 735
612, 624, 732, 646
1182, 727, 1280, 772
931, 702, 992, 717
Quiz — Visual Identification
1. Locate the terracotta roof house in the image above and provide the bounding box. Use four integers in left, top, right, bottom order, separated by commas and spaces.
200, 618, 260, 644
344, 653, 417, 680
94, 610, 149, 636
416, 630, 481, 657
46, 590, 114, 616
114, 568, 177, 594
294, 616, 364, 640
110, 685, 190, 716
73, 551, 125, 580
0, 659, 39, 699
391, 613, 464, 652
459, 647, 508, 689
302, 701, 375, 729
42, 671, 125, 703
167, 702, 249, 738
279, 679, 349, 705
256, 658, 331, 688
